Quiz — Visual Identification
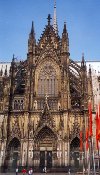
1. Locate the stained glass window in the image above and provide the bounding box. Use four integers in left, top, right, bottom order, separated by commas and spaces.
38, 63, 58, 97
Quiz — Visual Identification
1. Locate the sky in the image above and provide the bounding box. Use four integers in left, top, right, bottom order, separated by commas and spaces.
0, 0, 100, 62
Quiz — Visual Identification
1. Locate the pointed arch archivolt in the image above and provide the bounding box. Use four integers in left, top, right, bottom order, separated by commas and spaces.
8, 137, 20, 147
33, 125, 58, 150
33, 124, 58, 141
35, 59, 61, 97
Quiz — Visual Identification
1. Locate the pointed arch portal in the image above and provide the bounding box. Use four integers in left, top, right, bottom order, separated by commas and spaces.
70, 137, 80, 151
70, 137, 80, 168
34, 126, 57, 169
5, 137, 20, 169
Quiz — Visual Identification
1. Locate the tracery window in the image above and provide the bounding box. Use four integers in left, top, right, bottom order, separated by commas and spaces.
37, 99, 58, 110
37, 99, 44, 110
14, 67, 26, 94
13, 99, 24, 110
38, 63, 58, 97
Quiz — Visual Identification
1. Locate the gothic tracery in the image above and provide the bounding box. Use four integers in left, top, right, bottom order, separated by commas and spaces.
0, 14, 93, 170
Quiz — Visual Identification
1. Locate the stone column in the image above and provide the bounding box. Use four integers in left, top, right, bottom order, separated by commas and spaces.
67, 140, 70, 166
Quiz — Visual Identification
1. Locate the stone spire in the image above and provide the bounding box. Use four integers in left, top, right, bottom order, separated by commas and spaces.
61, 22, 69, 53
47, 14, 51, 26
31, 21, 34, 36
88, 64, 93, 104
81, 53, 86, 69
28, 21, 36, 53
53, 0, 58, 34
27, 21, 36, 65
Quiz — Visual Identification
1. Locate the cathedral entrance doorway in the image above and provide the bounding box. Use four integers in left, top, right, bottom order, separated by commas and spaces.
40, 150, 52, 169
70, 137, 80, 168
5, 137, 20, 169
34, 126, 57, 170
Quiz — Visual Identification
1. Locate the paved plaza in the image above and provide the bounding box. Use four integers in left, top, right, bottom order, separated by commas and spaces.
0, 173, 83, 175
0, 173, 72, 175
0, 173, 99, 175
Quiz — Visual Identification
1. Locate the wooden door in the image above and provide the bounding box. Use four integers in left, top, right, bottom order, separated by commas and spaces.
40, 151, 45, 169
47, 151, 52, 168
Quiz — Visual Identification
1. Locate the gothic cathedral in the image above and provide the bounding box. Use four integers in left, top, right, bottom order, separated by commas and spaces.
0, 8, 93, 171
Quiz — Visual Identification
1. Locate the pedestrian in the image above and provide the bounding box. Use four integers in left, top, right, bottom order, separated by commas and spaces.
43, 167, 44, 173
28, 167, 33, 175
22, 168, 27, 175
68, 168, 71, 175
16, 167, 18, 175
44, 166, 47, 173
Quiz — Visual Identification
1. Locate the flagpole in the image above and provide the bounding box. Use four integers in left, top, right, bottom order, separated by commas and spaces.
98, 148, 99, 170
88, 101, 96, 174
97, 142, 99, 170
82, 106, 90, 175
89, 129, 96, 175
82, 148, 85, 175
91, 136, 96, 175
98, 103, 100, 170
88, 155, 90, 175
82, 109, 86, 175
88, 159, 90, 175
86, 141, 90, 175
96, 103, 100, 171
87, 136, 90, 175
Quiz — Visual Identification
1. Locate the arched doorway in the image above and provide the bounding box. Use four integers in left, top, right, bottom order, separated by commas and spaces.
6, 137, 20, 169
70, 137, 80, 168
34, 126, 57, 170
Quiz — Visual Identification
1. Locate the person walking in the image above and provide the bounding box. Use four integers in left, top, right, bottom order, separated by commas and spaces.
16, 167, 18, 175
22, 168, 27, 175
28, 168, 33, 175
68, 168, 71, 175
44, 166, 47, 173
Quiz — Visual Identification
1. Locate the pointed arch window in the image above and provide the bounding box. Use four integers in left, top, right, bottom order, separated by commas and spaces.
38, 63, 58, 97
13, 99, 24, 110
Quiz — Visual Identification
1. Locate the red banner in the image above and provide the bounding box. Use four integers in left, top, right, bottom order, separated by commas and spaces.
80, 131, 83, 151
86, 129, 89, 151
96, 104, 100, 149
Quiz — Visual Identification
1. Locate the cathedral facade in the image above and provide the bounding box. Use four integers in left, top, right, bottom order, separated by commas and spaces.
0, 13, 94, 171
